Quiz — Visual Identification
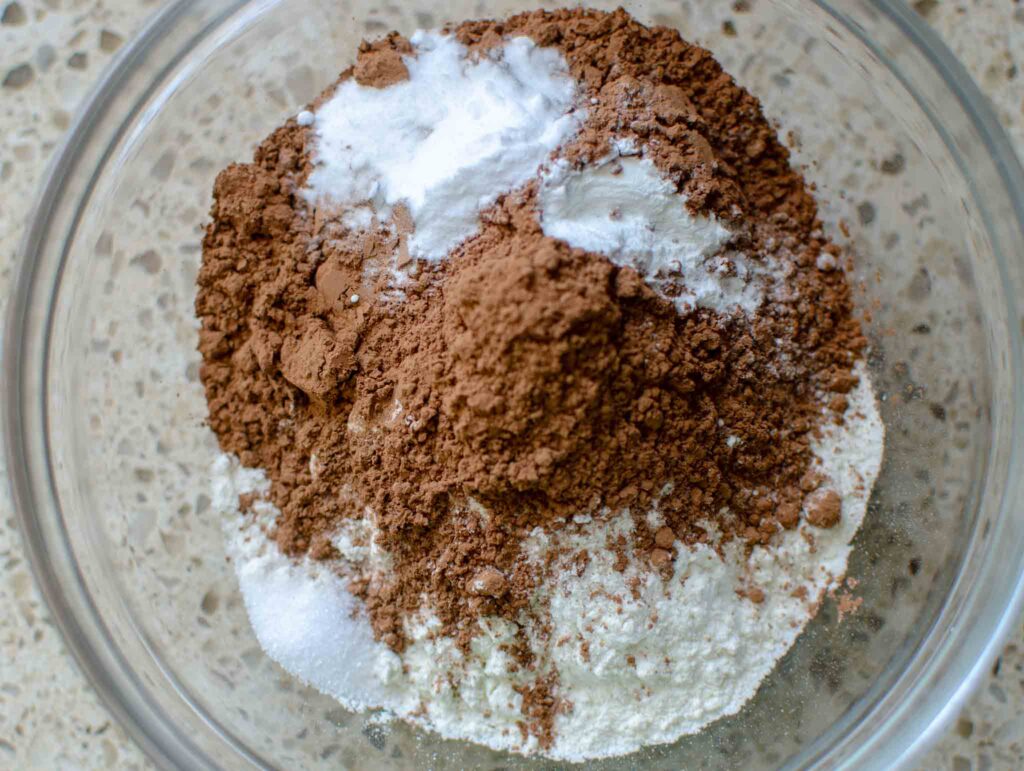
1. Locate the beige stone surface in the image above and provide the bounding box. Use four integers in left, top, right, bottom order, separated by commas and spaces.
0, 0, 1021, 768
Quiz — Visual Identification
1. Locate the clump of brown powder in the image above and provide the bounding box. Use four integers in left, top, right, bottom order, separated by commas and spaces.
197, 7, 866, 746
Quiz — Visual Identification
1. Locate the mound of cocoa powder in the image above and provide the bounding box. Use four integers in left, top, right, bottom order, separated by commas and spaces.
196, 7, 864, 743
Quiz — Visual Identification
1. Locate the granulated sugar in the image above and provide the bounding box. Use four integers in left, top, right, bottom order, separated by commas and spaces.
214, 364, 882, 760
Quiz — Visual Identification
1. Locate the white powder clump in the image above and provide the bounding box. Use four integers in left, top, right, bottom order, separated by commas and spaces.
214, 362, 883, 761
538, 150, 769, 313
305, 32, 582, 261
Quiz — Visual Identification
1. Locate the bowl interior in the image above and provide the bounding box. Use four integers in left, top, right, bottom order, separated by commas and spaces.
19, 0, 1022, 767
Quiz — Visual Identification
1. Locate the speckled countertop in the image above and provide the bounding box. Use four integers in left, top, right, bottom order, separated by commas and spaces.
0, 1, 1022, 768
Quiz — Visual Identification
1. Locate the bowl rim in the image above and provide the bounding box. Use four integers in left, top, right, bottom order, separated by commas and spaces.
5, 1, 1023, 769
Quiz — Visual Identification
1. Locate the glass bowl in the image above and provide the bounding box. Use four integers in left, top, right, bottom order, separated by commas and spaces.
5, 0, 1024, 768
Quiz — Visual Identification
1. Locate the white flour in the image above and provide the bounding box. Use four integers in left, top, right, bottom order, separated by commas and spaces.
214, 364, 882, 761
536, 365, 883, 759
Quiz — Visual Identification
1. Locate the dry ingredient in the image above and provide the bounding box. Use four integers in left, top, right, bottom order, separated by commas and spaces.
197, 7, 884, 761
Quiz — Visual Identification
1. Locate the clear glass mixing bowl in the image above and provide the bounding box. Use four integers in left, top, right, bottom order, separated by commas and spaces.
5, 0, 1024, 768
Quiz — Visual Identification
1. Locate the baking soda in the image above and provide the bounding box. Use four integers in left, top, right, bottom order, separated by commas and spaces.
539, 151, 768, 313
305, 32, 581, 261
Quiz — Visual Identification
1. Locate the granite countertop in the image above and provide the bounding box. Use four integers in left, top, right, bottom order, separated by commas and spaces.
1, 0, 1022, 768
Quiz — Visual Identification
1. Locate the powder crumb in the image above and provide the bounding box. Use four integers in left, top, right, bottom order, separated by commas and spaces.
776, 501, 800, 529
468, 568, 508, 598
654, 527, 676, 549
834, 589, 863, 622
354, 33, 412, 88
805, 489, 842, 529
740, 586, 766, 604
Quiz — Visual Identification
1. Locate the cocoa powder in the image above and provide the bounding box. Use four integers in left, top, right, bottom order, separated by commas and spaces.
196, 8, 862, 745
